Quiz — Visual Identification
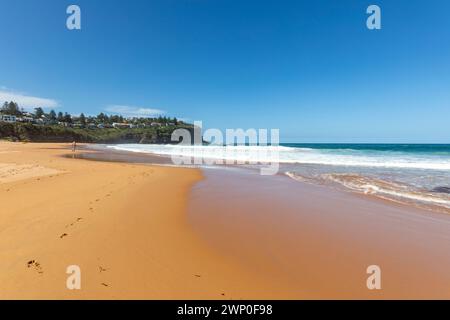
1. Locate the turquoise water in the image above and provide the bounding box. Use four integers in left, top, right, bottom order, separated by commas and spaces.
281, 143, 450, 155
279, 144, 450, 212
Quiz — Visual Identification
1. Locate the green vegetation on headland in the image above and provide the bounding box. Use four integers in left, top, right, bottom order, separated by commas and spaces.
0, 122, 195, 143
0, 101, 193, 144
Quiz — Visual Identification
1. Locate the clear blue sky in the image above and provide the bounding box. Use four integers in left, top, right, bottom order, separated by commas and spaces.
1, 0, 449, 143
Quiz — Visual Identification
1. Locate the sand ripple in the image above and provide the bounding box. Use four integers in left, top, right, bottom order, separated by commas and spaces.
0, 163, 60, 183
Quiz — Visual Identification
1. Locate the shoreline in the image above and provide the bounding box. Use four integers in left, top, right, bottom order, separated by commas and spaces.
79, 144, 450, 298
97, 143, 450, 215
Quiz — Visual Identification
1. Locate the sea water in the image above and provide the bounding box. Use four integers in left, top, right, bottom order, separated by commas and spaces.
106, 143, 450, 212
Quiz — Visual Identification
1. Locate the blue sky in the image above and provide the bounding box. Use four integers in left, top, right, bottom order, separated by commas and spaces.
1, 0, 449, 142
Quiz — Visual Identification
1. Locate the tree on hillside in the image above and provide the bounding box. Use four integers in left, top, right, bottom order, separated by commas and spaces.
79, 113, 86, 126
1, 101, 22, 116
49, 110, 57, 120
63, 112, 72, 123
97, 112, 109, 124
109, 114, 118, 123
57, 111, 64, 122
35, 107, 45, 119
10, 102, 21, 115
1, 102, 8, 114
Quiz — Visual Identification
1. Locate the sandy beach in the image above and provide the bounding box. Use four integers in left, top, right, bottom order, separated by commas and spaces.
189, 168, 450, 299
1, 141, 450, 299
0, 142, 292, 299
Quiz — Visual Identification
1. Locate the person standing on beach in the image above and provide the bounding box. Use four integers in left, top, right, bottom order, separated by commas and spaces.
72, 141, 77, 152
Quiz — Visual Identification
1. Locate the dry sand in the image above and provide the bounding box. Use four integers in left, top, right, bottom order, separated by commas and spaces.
0, 142, 291, 299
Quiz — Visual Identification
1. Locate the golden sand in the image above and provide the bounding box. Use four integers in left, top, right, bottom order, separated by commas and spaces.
0, 142, 293, 299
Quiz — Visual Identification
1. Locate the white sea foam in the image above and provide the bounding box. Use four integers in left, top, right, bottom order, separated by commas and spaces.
324, 173, 450, 208
107, 144, 450, 171
285, 171, 450, 210
105, 143, 450, 212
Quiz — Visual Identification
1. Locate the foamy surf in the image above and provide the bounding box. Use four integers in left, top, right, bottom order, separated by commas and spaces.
105, 143, 450, 213
106, 144, 450, 170
285, 171, 450, 212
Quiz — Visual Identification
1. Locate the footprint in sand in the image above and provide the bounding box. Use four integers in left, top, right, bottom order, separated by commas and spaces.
27, 260, 43, 274
65, 218, 83, 228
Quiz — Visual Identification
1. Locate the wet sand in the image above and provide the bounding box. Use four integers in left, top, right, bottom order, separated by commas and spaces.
76, 145, 450, 299
189, 167, 450, 299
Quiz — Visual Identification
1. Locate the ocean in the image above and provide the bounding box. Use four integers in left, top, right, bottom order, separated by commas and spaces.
106, 143, 450, 213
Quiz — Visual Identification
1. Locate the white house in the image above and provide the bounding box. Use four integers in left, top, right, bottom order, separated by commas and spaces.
0, 115, 17, 123
20, 116, 34, 123
112, 122, 132, 129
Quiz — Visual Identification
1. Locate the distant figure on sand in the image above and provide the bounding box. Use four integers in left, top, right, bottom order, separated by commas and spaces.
72, 141, 77, 152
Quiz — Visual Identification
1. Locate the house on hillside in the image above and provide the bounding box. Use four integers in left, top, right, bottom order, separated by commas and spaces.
112, 122, 132, 129
0, 115, 17, 123
19, 116, 35, 123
